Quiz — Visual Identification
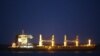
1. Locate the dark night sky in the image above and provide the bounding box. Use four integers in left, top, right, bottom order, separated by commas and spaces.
0, 0, 100, 44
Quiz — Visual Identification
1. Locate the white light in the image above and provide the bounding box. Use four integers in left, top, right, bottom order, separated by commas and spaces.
12, 42, 16, 48
64, 35, 67, 47
18, 38, 21, 42
28, 35, 33, 39
39, 34, 43, 46
51, 35, 55, 46
88, 39, 91, 46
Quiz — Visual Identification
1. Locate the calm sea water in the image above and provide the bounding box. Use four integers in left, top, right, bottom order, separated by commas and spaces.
0, 51, 99, 56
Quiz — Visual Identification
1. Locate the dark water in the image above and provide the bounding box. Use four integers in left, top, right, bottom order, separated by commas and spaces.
0, 51, 99, 56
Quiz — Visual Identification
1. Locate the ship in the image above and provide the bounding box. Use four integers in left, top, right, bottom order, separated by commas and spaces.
7, 30, 96, 51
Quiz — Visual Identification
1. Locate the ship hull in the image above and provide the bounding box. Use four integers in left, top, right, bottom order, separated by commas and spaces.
0, 47, 97, 51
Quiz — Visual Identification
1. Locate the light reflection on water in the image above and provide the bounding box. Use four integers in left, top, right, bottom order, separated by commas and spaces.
0, 51, 99, 56
11, 50, 94, 54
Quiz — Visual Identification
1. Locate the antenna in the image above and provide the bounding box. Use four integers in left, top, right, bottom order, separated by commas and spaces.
22, 29, 25, 34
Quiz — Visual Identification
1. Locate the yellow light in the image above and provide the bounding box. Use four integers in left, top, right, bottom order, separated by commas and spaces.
75, 40, 79, 47
18, 35, 28, 44
64, 35, 67, 47
48, 46, 52, 50
18, 34, 31, 48
12, 42, 16, 48
87, 38, 91, 46
39, 34, 43, 46
75, 35, 79, 47
51, 34, 55, 47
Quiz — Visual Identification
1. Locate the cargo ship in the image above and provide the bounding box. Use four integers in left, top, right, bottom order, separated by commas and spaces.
8, 30, 96, 51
